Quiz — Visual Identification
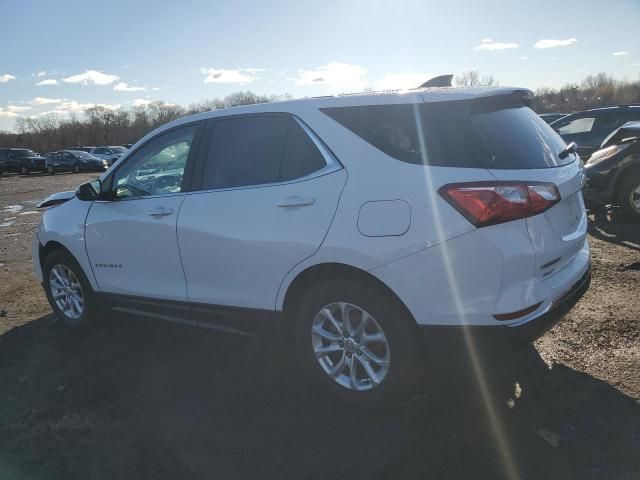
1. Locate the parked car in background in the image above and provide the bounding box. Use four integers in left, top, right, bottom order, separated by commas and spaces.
0, 148, 47, 174
90, 146, 128, 165
122, 144, 133, 149
551, 105, 640, 159
584, 121, 640, 221
33, 86, 590, 407
72, 146, 96, 153
46, 150, 109, 174
539, 113, 568, 124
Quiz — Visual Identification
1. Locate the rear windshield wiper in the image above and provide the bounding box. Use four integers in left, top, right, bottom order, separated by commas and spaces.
559, 141, 578, 159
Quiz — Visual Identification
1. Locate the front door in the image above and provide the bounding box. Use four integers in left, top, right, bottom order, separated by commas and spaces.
85, 123, 201, 301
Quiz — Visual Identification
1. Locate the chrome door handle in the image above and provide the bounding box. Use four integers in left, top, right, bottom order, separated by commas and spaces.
147, 207, 174, 218
277, 196, 315, 208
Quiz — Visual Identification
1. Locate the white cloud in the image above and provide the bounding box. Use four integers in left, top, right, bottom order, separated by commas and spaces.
0, 74, 16, 83
612, 51, 629, 56
294, 62, 368, 91
114, 82, 146, 92
533, 38, 577, 49
151, 87, 161, 91
520, 56, 529, 60
36, 79, 58, 86
0, 105, 31, 118
377, 72, 432, 90
7, 105, 31, 113
37, 71, 47, 77
133, 98, 152, 107
62, 69, 119, 85
474, 40, 519, 51
0, 109, 17, 118
30, 97, 65, 105
200, 67, 262, 84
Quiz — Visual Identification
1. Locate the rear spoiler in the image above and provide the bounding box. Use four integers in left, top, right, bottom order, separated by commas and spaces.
417, 75, 454, 88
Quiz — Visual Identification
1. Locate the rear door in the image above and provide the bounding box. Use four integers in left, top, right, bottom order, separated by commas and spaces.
471, 101, 587, 279
178, 113, 346, 312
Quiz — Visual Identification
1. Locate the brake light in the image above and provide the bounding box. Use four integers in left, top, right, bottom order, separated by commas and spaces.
439, 182, 560, 227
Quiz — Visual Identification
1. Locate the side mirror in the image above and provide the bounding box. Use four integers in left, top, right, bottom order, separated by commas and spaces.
76, 179, 102, 201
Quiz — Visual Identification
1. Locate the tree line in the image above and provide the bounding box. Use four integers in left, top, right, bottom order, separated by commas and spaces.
1, 72, 638, 153
0, 92, 290, 153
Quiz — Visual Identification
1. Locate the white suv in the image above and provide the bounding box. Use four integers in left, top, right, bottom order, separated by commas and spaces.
33, 87, 591, 406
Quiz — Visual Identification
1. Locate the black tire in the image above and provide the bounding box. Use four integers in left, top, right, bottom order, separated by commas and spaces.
73, 164, 80, 173
47, 165, 55, 175
293, 278, 424, 408
42, 249, 99, 328
20, 164, 29, 175
616, 171, 640, 222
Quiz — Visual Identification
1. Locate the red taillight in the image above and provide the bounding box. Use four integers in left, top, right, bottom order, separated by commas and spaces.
439, 182, 560, 227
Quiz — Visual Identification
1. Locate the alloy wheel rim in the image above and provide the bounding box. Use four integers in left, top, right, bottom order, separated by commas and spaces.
49, 264, 84, 319
311, 302, 390, 391
630, 184, 640, 213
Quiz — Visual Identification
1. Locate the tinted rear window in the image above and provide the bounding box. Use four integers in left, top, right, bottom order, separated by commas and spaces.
203, 114, 327, 190
321, 98, 574, 169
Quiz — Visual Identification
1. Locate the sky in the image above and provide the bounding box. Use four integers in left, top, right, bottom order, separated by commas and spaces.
0, 0, 639, 131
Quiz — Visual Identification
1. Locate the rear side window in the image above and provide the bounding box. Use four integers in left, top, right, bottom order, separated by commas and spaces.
322, 99, 574, 169
203, 114, 327, 189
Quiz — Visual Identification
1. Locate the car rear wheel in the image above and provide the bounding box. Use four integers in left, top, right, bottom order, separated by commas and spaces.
617, 171, 640, 222
47, 165, 55, 174
73, 164, 80, 173
20, 164, 29, 175
294, 278, 423, 408
43, 249, 99, 328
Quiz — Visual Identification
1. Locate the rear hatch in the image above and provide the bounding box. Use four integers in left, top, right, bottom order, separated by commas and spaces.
465, 94, 586, 278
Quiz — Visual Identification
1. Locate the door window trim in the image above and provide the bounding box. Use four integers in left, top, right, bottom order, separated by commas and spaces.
190, 112, 342, 194
100, 121, 204, 201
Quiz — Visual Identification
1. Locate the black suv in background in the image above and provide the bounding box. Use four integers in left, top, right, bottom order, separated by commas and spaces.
551, 105, 640, 159
0, 148, 47, 174
584, 121, 640, 221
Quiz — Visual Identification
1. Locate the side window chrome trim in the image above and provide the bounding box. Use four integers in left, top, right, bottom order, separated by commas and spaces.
193, 113, 343, 194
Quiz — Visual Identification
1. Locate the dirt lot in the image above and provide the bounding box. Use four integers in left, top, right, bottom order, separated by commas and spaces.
1, 173, 639, 479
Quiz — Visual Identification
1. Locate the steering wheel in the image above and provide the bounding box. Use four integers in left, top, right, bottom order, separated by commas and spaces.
153, 174, 182, 194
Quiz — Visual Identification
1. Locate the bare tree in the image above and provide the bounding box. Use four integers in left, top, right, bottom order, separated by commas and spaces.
455, 70, 499, 87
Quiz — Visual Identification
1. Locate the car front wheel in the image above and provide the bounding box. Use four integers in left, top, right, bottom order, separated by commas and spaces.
47, 165, 55, 174
43, 249, 99, 328
617, 171, 640, 222
294, 278, 423, 408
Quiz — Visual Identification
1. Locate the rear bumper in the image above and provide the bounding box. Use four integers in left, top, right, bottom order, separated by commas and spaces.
420, 264, 591, 348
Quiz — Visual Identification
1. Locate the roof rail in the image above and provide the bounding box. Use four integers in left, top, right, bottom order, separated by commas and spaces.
417, 74, 454, 89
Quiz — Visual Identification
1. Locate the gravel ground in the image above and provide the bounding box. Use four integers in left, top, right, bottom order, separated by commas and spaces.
0, 172, 639, 479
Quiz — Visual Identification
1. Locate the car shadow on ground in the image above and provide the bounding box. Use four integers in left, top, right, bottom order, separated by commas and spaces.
588, 208, 640, 253
1, 314, 638, 480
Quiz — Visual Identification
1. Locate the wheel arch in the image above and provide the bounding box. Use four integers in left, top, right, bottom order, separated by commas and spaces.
39, 240, 73, 270
38, 239, 98, 290
281, 262, 418, 328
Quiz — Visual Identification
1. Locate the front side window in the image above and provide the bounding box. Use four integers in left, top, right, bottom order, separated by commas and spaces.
112, 125, 197, 199
203, 115, 327, 190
